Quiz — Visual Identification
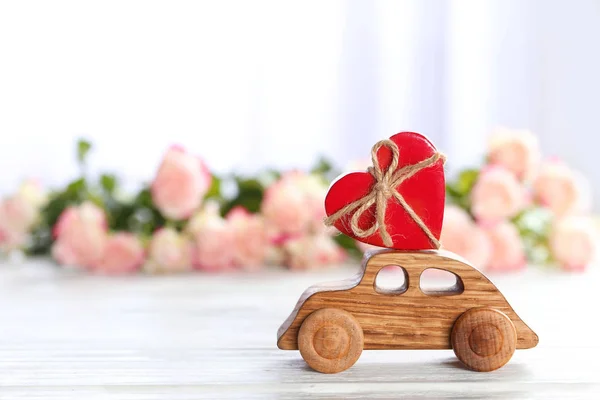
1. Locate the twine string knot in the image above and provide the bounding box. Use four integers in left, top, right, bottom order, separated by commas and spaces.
324, 139, 446, 248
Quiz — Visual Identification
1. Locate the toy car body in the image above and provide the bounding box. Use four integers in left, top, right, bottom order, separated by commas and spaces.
277, 249, 538, 373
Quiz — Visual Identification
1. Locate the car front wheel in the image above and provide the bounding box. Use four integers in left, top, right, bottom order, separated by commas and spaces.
451, 307, 517, 372
298, 308, 364, 373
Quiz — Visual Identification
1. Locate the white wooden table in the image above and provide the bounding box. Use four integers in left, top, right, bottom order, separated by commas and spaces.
0, 259, 599, 399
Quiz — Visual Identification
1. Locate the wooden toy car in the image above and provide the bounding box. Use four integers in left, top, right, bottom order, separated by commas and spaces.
277, 249, 538, 373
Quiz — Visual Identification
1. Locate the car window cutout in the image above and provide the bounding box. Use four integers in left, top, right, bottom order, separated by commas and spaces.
374, 265, 409, 295
420, 268, 464, 296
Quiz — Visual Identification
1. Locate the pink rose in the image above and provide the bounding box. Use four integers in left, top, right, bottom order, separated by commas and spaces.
0, 178, 47, 251
189, 206, 236, 272
145, 228, 193, 273
534, 160, 591, 217
94, 233, 145, 274
487, 127, 541, 180
264, 244, 286, 266
284, 234, 346, 270
440, 205, 491, 268
51, 202, 108, 268
550, 216, 598, 272
296, 173, 329, 233
262, 173, 311, 237
17, 179, 47, 209
151, 146, 212, 220
471, 166, 527, 224
0, 195, 38, 250
0, 229, 27, 251
482, 222, 526, 272
227, 207, 268, 270
261, 172, 328, 239
0, 179, 48, 251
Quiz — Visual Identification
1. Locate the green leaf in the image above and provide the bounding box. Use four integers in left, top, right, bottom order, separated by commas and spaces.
66, 177, 87, 195
311, 156, 341, 182
256, 169, 280, 188
512, 207, 553, 237
310, 157, 333, 175
26, 224, 53, 255
512, 207, 554, 264
221, 177, 265, 215
455, 169, 479, 195
445, 184, 462, 205
445, 168, 480, 213
103, 186, 169, 234
100, 174, 118, 194
77, 139, 92, 165
205, 174, 222, 200
30, 177, 91, 251
332, 233, 362, 259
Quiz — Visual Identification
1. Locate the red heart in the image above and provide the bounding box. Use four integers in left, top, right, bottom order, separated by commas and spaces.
325, 132, 445, 250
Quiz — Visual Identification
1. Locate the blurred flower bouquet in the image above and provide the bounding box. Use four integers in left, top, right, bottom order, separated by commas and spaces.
0, 141, 344, 274
443, 128, 596, 272
0, 128, 597, 274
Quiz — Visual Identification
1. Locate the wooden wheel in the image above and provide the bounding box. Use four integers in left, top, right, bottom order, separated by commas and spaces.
298, 308, 364, 373
451, 307, 517, 372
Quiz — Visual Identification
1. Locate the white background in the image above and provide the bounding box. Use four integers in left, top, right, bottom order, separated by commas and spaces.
1, 0, 599, 203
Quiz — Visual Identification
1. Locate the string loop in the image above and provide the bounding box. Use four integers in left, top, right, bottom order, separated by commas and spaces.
324, 139, 446, 248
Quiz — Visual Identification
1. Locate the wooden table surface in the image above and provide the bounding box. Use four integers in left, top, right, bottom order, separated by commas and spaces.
0, 259, 599, 399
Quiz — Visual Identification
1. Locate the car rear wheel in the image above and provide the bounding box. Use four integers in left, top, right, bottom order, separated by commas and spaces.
298, 308, 364, 373
451, 307, 517, 372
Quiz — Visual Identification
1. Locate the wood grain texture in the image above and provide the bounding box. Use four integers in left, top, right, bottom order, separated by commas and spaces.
278, 249, 538, 352
298, 308, 364, 373
1, 259, 599, 398
451, 307, 517, 372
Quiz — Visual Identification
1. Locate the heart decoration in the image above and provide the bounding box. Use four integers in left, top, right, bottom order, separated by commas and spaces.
324, 132, 446, 250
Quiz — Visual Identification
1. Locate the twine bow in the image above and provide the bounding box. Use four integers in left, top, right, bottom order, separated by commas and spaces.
324, 139, 446, 248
